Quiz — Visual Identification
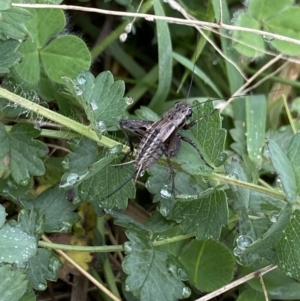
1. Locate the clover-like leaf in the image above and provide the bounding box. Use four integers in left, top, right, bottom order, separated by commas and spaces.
0, 40, 21, 73
172, 189, 228, 240
63, 71, 128, 137
0, 122, 48, 185
123, 231, 191, 301
78, 151, 136, 210
276, 210, 300, 278
31, 184, 79, 233
179, 240, 235, 292
0, 265, 28, 301
0, 224, 37, 264
14, 9, 90, 84
0, 7, 31, 40
265, 140, 297, 204
26, 248, 62, 291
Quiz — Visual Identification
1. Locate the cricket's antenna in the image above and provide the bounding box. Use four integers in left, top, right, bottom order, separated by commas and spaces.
186, 33, 199, 101
100, 170, 138, 201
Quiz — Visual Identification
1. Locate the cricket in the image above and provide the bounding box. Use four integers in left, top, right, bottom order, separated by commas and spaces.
102, 100, 217, 200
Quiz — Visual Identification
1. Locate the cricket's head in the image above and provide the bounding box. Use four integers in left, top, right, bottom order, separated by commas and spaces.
164, 102, 192, 128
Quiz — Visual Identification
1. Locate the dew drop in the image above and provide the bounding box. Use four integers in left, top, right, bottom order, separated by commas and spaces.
119, 33, 127, 43
76, 73, 86, 85
124, 284, 131, 291
182, 286, 191, 298
74, 85, 83, 96
124, 23, 132, 34
125, 96, 134, 105
160, 184, 172, 199
123, 242, 133, 254
90, 100, 98, 111
177, 268, 188, 281
228, 172, 239, 180
60, 221, 72, 232
139, 170, 145, 177
97, 121, 107, 132
275, 177, 283, 192
236, 235, 253, 250
109, 145, 122, 154
159, 205, 169, 217
269, 211, 279, 223
19, 178, 29, 186
233, 246, 242, 256
263, 35, 275, 42
61, 159, 70, 170
37, 283, 46, 290
67, 172, 79, 186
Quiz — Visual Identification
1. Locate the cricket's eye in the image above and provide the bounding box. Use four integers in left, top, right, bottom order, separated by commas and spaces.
186, 109, 192, 117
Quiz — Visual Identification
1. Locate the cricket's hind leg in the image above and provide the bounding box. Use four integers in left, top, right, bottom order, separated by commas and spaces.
162, 133, 182, 198
178, 133, 214, 170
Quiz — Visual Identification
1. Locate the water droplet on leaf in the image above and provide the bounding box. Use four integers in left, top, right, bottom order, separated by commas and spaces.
97, 121, 107, 132
74, 85, 83, 96
159, 205, 169, 217
19, 178, 29, 186
61, 158, 70, 170
76, 73, 86, 85
160, 184, 172, 199
90, 100, 98, 111
123, 242, 133, 254
236, 235, 253, 250
37, 283, 47, 290
182, 286, 191, 298
233, 246, 242, 256
125, 96, 134, 105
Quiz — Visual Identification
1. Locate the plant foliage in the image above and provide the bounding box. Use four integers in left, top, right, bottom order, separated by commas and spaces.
1, 0, 300, 301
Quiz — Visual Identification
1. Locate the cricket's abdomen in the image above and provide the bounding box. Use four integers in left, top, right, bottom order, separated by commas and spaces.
134, 127, 165, 172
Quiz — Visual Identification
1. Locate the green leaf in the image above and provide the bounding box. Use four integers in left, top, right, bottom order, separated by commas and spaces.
63, 71, 127, 136
179, 240, 235, 292
62, 137, 99, 177
110, 210, 152, 234
230, 121, 247, 156
248, 0, 294, 19
172, 52, 222, 98
246, 95, 266, 162
0, 0, 10, 10
13, 37, 40, 83
0, 224, 37, 264
150, 0, 172, 111
0, 265, 28, 301
265, 140, 297, 204
240, 204, 292, 264
123, 231, 191, 301
78, 152, 136, 210
172, 189, 228, 240
0, 122, 48, 185
237, 288, 265, 301
276, 210, 300, 278
232, 12, 265, 58
14, 8, 91, 84
0, 7, 31, 40
32, 185, 79, 233
191, 101, 226, 167
0, 40, 21, 73
267, 7, 300, 55
41, 35, 91, 84
287, 133, 300, 195
19, 290, 36, 301
26, 248, 62, 291
244, 264, 300, 299
18, 209, 44, 239
26, 8, 65, 48
0, 204, 6, 228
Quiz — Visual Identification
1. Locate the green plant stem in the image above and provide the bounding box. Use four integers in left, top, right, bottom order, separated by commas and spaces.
103, 259, 121, 299
0, 87, 121, 149
38, 233, 194, 252
90, 0, 153, 60
211, 172, 287, 201
90, 269, 114, 301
